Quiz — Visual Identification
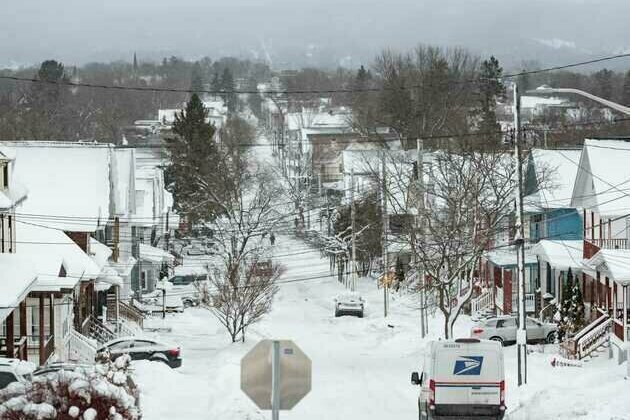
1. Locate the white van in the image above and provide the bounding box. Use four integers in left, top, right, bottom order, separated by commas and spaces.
411, 338, 506, 419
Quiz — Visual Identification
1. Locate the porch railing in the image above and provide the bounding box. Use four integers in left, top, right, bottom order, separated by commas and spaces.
81, 315, 116, 345
471, 289, 493, 314
65, 329, 97, 364
525, 293, 536, 313
495, 287, 504, 311
0, 336, 28, 360
561, 314, 611, 360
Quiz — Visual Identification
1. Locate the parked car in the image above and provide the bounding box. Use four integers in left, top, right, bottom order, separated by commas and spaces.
167, 274, 209, 308
97, 337, 182, 369
471, 316, 558, 345
334, 292, 365, 318
33, 362, 94, 377
411, 338, 506, 419
186, 245, 206, 256
0, 358, 34, 390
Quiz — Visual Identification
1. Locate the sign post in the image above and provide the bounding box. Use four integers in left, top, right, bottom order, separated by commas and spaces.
241, 339, 312, 418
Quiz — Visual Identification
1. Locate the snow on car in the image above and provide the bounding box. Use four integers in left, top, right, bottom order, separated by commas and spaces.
334, 292, 365, 318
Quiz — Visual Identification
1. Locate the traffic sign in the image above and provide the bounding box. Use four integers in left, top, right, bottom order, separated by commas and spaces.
241, 339, 311, 417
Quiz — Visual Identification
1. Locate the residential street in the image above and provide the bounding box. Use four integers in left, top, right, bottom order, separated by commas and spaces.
134, 236, 630, 420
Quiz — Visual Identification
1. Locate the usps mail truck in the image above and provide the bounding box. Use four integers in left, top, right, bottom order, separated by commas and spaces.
411, 338, 506, 419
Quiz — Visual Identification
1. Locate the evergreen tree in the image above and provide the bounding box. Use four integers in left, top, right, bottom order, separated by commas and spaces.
211, 72, 221, 96
622, 70, 630, 106
190, 62, 204, 95
593, 68, 614, 100
352, 65, 372, 127
394, 257, 405, 291
220, 68, 237, 113
556, 268, 585, 341
478, 56, 505, 147
164, 94, 227, 223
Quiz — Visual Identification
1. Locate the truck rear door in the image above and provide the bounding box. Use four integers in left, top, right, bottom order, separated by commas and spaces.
434, 346, 501, 407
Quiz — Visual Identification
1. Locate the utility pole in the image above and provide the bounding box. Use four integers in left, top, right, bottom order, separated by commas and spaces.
381, 151, 389, 317
416, 138, 427, 338
350, 169, 357, 292
513, 84, 528, 386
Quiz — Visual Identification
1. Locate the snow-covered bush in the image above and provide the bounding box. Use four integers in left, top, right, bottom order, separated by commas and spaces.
0, 353, 141, 420
556, 268, 585, 341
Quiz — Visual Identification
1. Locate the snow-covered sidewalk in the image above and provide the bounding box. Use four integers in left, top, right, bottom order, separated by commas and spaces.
134, 236, 630, 420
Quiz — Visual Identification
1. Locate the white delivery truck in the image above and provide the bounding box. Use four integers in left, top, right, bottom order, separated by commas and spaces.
411, 338, 506, 419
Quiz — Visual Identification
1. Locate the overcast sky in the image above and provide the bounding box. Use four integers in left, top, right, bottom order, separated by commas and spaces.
3, 0, 630, 69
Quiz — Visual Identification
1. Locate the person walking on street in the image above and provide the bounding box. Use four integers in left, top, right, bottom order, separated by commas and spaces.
270, 232, 276, 246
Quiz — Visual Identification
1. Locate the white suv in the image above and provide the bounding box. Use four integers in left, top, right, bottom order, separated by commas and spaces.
334, 292, 365, 318
0, 358, 35, 390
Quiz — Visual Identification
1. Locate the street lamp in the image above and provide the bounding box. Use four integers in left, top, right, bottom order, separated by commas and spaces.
526, 85, 630, 116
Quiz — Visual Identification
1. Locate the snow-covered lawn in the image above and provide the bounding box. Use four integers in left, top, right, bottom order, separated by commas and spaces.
134, 236, 630, 420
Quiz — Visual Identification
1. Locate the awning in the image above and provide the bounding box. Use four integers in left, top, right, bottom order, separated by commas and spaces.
586, 249, 630, 286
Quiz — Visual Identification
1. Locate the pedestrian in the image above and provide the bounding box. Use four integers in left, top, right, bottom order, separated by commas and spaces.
270, 232, 276, 246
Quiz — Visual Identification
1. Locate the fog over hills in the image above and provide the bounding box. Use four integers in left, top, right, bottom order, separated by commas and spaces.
3, 0, 630, 70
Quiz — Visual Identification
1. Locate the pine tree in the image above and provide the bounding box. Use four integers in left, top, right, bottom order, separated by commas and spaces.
190, 62, 204, 96
395, 257, 405, 291
164, 94, 226, 223
211, 72, 221, 97
556, 268, 585, 341
220, 68, 237, 114
622, 70, 630, 106
352, 65, 372, 127
478, 56, 505, 147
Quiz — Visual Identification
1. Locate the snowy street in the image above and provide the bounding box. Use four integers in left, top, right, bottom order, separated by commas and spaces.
134, 236, 630, 420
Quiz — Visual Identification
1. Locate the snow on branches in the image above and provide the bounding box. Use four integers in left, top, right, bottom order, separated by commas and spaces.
0, 354, 140, 420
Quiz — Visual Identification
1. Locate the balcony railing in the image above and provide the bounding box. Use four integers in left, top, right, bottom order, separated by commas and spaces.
588, 238, 630, 250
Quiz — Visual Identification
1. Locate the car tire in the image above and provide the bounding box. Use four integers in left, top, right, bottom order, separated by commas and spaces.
358, 312, 364, 319
183, 299, 193, 308
490, 336, 504, 346
149, 354, 170, 366
546, 331, 557, 344
335, 311, 340, 318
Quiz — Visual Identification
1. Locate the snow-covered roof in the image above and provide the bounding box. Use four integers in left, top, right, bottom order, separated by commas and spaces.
90, 237, 113, 269
33, 275, 79, 292
0, 254, 37, 321
520, 96, 569, 109
571, 139, 630, 216
17, 222, 101, 279
524, 149, 581, 210
2, 141, 112, 231
139, 243, 174, 264
484, 246, 538, 267
531, 240, 583, 270
586, 249, 630, 285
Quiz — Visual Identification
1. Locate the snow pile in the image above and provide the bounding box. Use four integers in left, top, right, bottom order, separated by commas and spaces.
0, 354, 140, 420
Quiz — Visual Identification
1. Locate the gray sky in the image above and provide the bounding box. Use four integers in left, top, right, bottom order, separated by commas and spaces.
3, 0, 630, 69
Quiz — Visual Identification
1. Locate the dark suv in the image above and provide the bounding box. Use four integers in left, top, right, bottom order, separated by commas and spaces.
97, 337, 182, 368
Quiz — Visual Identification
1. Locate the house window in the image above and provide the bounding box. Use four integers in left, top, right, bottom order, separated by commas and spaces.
2, 164, 7, 189
140, 271, 148, 290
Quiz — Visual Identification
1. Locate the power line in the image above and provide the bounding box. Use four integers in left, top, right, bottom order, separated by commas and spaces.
1, 53, 629, 96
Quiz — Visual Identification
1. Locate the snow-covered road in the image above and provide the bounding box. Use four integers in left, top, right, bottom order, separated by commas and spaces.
134, 236, 630, 420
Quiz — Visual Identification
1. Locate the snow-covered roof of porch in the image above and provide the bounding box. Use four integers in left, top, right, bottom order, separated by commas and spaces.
484, 246, 537, 267
139, 243, 175, 264
0, 254, 38, 322
586, 249, 630, 286
531, 240, 583, 271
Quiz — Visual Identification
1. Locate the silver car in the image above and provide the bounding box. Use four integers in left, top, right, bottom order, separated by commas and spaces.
334, 292, 365, 318
471, 316, 557, 346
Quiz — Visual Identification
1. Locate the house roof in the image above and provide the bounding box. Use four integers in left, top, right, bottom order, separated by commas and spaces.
139, 243, 174, 264
0, 254, 38, 321
531, 240, 583, 270
571, 139, 630, 216
586, 249, 630, 285
2, 141, 112, 231
33, 275, 79, 292
524, 149, 581, 211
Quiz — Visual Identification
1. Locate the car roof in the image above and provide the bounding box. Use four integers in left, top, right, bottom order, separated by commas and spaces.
99, 336, 175, 348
